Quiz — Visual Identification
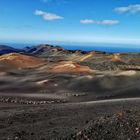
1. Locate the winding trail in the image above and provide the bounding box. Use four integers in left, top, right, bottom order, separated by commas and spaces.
78, 97, 140, 105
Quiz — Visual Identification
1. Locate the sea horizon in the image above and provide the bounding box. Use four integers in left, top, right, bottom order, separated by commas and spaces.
1, 42, 140, 53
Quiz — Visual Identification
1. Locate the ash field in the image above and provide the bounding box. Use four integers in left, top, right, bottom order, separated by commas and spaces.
0, 44, 140, 140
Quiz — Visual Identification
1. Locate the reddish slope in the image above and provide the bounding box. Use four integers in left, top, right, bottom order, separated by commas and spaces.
112, 54, 121, 61
50, 61, 92, 73
0, 53, 46, 71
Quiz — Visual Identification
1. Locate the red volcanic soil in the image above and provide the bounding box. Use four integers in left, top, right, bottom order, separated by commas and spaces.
111, 53, 121, 61
0, 53, 46, 71
50, 61, 92, 73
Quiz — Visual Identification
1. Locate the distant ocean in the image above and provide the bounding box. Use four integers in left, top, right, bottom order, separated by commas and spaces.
2, 43, 140, 53
63, 45, 140, 53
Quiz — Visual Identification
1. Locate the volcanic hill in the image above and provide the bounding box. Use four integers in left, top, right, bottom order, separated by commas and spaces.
50, 60, 92, 73
0, 45, 20, 55
0, 53, 46, 71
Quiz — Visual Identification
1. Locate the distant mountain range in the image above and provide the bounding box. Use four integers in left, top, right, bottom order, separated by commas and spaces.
24, 44, 65, 56
0, 45, 21, 55
0, 44, 106, 56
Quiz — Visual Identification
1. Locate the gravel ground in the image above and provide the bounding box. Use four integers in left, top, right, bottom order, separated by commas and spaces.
68, 109, 140, 140
0, 99, 140, 140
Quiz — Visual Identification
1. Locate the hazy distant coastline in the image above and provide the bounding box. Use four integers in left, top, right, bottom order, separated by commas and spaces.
1, 42, 140, 53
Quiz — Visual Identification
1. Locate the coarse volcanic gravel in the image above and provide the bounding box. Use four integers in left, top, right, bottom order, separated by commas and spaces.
67, 109, 140, 140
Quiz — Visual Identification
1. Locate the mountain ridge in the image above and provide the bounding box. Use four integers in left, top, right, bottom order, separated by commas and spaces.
0, 45, 21, 55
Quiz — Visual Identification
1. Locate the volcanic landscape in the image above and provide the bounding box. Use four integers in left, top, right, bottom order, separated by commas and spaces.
0, 44, 140, 140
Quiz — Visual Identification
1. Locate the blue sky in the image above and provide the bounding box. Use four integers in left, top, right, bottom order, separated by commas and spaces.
0, 0, 140, 46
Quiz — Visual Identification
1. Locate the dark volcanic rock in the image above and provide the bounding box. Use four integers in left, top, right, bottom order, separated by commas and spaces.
67, 110, 140, 140
24, 44, 64, 55
0, 45, 21, 55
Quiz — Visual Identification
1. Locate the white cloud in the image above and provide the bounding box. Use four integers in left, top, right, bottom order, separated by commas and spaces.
35, 10, 63, 21
115, 4, 140, 14
80, 19, 119, 25
80, 19, 96, 24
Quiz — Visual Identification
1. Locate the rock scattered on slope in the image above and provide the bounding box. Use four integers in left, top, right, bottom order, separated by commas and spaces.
68, 109, 140, 140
